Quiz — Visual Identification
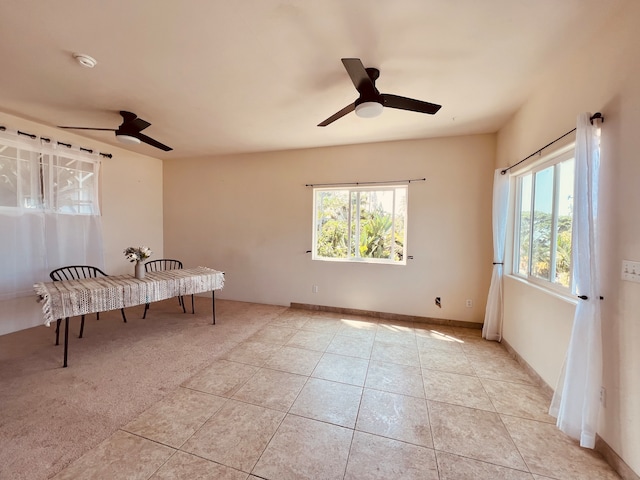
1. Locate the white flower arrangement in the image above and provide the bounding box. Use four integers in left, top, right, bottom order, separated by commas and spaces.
124, 246, 152, 263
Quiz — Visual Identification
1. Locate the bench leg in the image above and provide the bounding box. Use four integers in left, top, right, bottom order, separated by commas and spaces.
212, 291, 215, 325
63, 317, 69, 368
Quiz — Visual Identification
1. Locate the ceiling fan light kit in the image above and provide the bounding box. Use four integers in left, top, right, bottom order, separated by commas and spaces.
318, 58, 441, 126
115, 134, 142, 145
355, 101, 384, 118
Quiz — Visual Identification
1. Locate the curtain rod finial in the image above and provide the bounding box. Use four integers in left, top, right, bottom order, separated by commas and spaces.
590, 112, 604, 124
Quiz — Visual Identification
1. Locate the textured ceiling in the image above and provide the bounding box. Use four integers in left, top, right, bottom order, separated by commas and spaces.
0, 0, 627, 159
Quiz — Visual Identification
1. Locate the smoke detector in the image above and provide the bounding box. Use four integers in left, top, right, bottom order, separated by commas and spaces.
73, 53, 97, 68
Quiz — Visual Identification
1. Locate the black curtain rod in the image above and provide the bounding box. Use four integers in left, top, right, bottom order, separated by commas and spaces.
500, 112, 603, 175
0, 125, 113, 158
305, 177, 426, 187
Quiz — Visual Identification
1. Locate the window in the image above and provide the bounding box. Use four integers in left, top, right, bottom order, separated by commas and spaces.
0, 146, 100, 214
312, 186, 407, 265
513, 148, 574, 290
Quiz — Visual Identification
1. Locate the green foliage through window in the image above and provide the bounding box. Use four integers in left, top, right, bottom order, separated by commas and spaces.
514, 152, 574, 289
313, 186, 407, 264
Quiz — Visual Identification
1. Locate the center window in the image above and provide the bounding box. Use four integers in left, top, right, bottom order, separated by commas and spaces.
312, 186, 407, 265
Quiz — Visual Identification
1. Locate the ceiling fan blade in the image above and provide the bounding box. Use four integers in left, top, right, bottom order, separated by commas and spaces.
341, 58, 377, 96
318, 103, 356, 127
128, 117, 151, 132
58, 126, 117, 131
382, 94, 441, 115
134, 133, 173, 151
119, 111, 151, 132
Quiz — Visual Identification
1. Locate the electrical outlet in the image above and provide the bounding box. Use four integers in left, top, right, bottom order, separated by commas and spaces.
600, 386, 606, 407
312, 285, 319, 293
622, 260, 640, 283
435, 297, 441, 308
465, 299, 473, 308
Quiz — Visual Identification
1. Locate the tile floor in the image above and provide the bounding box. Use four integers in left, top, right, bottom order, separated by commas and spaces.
52, 308, 620, 480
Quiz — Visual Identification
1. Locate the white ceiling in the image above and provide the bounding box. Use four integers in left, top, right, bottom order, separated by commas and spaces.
0, 0, 627, 159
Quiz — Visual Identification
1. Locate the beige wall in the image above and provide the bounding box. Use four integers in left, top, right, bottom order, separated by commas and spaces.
0, 111, 164, 335
497, 1, 640, 474
163, 134, 495, 323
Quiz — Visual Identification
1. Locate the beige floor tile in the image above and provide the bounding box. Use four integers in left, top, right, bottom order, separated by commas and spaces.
501, 416, 621, 480
285, 329, 335, 351
264, 345, 323, 375
416, 332, 465, 352
422, 369, 495, 411
223, 341, 282, 366
356, 388, 433, 447
429, 401, 527, 470
460, 338, 514, 358
123, 387, 227, 447
35, 304, 624, 480
365, 360, 425, 398
181, 399, 284, 473
269, 314, 309, 329
467, 354, 536, 385
326, 334, 374, 359
150, 451, 248, 480
311, 352, 369, 386
375, 328, 417, 346
436, 451, 534, 479
253, 414, 353, 480
419, 348, 475, 375
232, 367, 307, 411
481, 378, 555, 423
371, 341, 420, 367
182, 359, 258, 397
247, 325, 298, 345
53, 430, 174, 480
448, 326, 483, 339
345, 431, 438, 480
378, 320, 416, 331
336, 320, 378, 341
290, 377, 363, 428
414, 325, 456, 337
300, 317, 342, 334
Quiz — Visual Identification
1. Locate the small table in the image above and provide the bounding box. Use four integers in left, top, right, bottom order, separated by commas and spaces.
34, 267, 225, 367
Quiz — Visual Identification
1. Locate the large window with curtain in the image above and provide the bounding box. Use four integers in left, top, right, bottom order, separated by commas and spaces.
0, 132, 104, 300
512, 147, 575, 291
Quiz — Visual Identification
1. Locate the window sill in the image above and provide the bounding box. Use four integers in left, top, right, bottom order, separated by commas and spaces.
312, 257, 406, 266
505, 274, 578, 306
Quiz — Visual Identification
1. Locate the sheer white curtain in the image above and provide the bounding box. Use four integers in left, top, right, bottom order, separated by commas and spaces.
0, 130, 104, 300
549, 113, 602, 448
482, 169, 510, 341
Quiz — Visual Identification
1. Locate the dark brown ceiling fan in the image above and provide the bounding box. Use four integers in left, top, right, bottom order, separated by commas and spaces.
59, 111, 172, 151
318, 58, 442, 127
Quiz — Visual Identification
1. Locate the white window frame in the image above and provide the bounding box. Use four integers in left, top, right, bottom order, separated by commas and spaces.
512, 144, 575, 295
0, 139, 100, 215
312, 185, 408, 265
